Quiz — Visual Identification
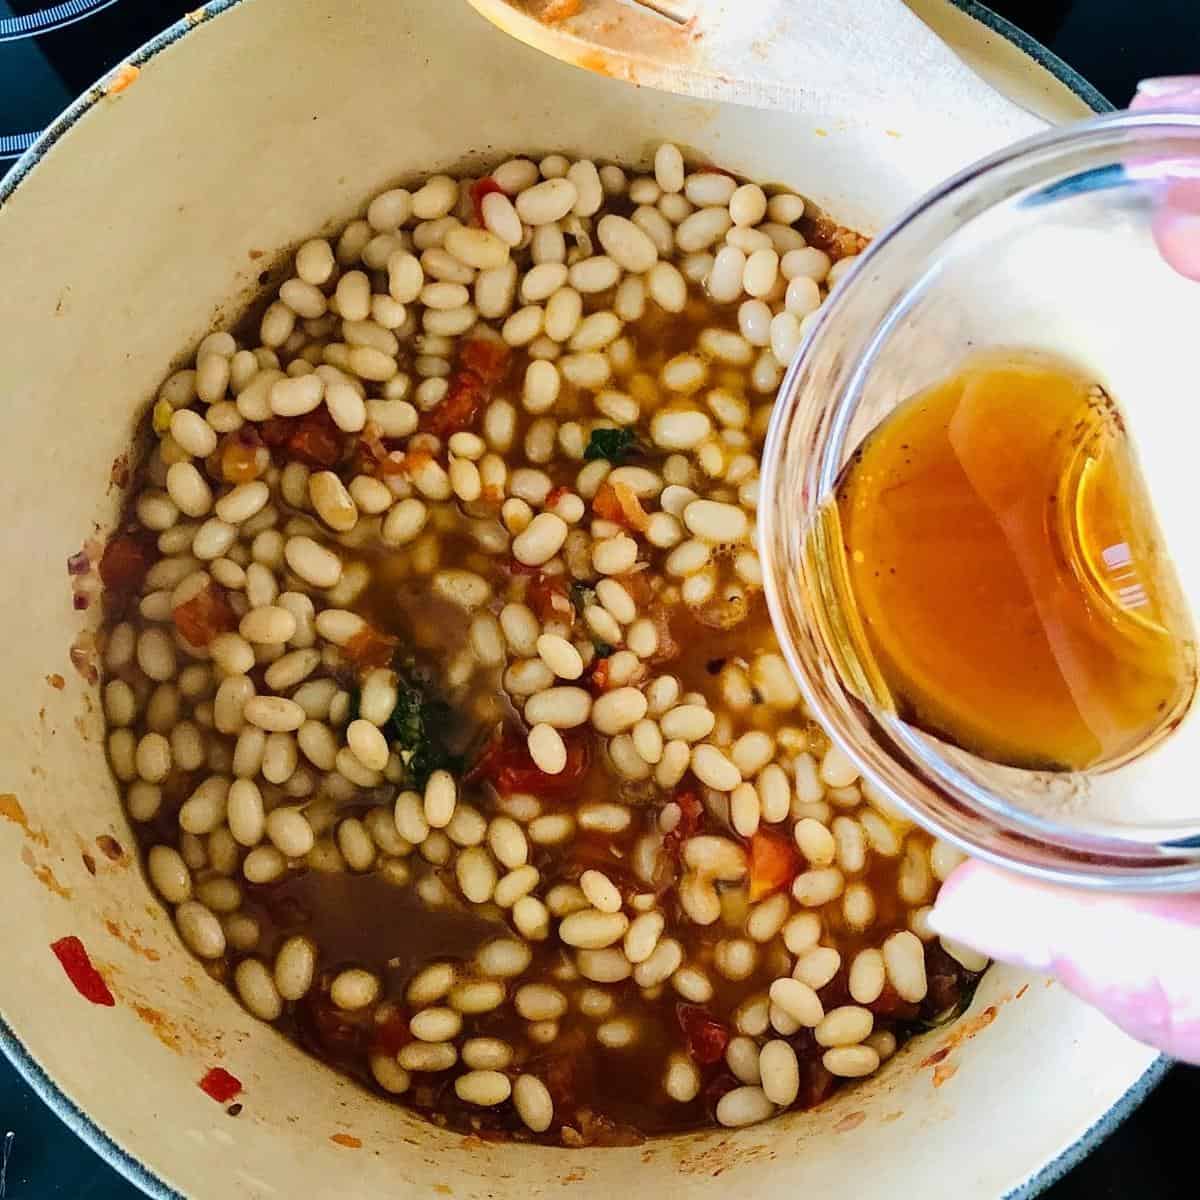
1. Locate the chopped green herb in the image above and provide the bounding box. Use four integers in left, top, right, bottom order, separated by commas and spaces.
386, 673, 463, 789
567, 582, 616, 656
583, 427, 639, 462
569, 581, 597, 615
389, 687, 424, 751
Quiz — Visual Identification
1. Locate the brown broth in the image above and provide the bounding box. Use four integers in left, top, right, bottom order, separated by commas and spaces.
829, 353, 1196, 771
99, 166, 979, 1147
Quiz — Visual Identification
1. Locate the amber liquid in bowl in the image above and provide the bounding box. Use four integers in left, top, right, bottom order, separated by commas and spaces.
818, 353, 1196, 772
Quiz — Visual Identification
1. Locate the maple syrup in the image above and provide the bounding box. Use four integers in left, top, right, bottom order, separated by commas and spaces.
821, 353, 1196, 772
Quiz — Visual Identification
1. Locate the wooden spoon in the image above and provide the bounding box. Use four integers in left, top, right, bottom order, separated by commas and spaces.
465, 0, 1045, 155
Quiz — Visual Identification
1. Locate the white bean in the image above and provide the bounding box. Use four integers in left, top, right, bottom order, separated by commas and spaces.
716, 1086, 773, 1128
591, 687, 647, 735
537, 634, 583, 680
527, 723, 568, 774
823, 1046, 880, 1079
284, 536, 342, 588
512, 512, 568, 566
769, 978, 824, 1027
883, 930, 929, 1002
525, 687, 591, 729
596, 214, 657, 274
513, 1074, 554, 1132
691, 743, 741, 791
516, 178, 578, 225
759, 1040, 800, 1107
558, 909, 628, 950
654, 143, 685, 193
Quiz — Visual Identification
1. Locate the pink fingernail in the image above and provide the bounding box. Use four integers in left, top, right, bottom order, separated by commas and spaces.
1134, 75, 1200, 100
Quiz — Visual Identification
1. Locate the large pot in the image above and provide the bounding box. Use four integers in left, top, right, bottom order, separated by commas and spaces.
0, 2, 1161, 1196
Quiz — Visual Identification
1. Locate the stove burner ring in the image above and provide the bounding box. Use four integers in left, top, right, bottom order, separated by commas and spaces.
0, 132, 39, 162
0, 0, 120, 42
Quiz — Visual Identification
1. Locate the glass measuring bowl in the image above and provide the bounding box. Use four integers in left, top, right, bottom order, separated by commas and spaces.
760, 111, 1200, 891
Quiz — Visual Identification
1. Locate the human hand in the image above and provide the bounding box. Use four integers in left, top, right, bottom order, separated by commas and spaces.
1131, 76, 1200, 280
930, 860, 1200, 1063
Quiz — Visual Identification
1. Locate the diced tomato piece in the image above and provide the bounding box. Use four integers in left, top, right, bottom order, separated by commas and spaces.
470, 176, 506, 226
421, 337, 511, 439
470, 727, 591, 797
544, 484, 569, 510
263, 408, 343, 468
459, 337, 512, 386
612, 482, 649, 531
592, 482, 622, 522
423, 370, 485, 438
50, 936, 115, 1006
592, 481, 649, 531
260, 417, 294, 447
172, 583, 236, 648
525, 572, 573, 624
676, 1003, 730, 1065
498, 731, 590, 796
748, 831, 801, 901
288, 409, 343, 468
290, 427, 342, 468
342, 624, 398, 671
98, 533, 153, 595
663, 786, 703, 857
198, 1067, 242, 1103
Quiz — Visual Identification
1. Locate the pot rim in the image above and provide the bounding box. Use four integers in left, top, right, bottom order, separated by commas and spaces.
0, 1000, 1171, 1200
946, 0, 1113, 117
0, 2, 1141, 1198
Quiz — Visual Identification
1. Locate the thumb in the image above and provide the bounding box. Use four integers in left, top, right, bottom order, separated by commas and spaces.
1131, 76, 1200, 111
1129, 77, 1200, 281
930, 861, 1200, 1064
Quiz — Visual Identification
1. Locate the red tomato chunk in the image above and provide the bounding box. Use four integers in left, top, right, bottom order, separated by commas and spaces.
50, 936, 115, 1007
676, 1003, 730, 1065
172, 583, 236, 648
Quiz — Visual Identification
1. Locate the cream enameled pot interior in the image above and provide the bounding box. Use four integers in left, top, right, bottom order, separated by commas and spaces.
0, 1, 1155, 1197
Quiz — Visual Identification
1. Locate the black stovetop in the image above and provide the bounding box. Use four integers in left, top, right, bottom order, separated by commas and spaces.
0, 1, 1197, 1196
